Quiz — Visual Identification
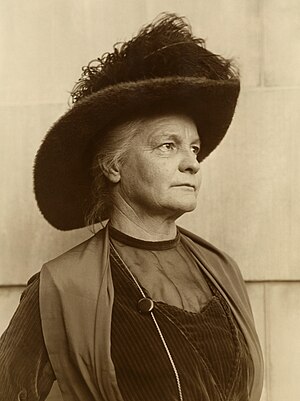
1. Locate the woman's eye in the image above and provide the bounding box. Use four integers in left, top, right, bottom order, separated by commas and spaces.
159, 142, 176, 151
191, 145, 200, 155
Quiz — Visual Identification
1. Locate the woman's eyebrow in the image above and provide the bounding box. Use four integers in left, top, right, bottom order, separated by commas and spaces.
149, 132, 184, 141
148, 131, 201, 145
161, 133, 201, 145
147, 132, 178, 143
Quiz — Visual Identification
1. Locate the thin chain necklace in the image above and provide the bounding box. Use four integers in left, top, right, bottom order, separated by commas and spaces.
110, 240, 184, 401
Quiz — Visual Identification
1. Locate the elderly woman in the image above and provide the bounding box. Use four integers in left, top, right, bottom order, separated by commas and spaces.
0, 13, 263, 401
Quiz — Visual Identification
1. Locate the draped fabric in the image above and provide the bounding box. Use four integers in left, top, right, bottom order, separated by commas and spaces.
40, 226, 123, 401
40, 224, 263, 401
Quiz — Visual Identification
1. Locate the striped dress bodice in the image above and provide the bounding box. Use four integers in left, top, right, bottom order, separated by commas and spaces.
109, 231, 254, 401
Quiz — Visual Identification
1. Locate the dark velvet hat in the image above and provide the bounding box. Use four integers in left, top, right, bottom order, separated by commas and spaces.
34, 13, 240, 230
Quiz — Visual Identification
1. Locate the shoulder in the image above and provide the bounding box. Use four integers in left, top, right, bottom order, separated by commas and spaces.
178, 225, 252, 311
42, 226, 107, 273
19, 271, 40, 302
40, 226, 109, 301
19, 229, 102, 302
178, 226, 240, 271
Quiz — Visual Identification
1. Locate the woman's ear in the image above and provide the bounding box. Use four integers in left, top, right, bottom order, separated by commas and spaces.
102, 163, 121, 183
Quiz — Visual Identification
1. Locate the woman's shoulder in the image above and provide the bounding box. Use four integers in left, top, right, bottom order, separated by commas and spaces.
39, 226, 110, 301
42, 226, 107, 270
19, 271, 40, 301
178, 226, 239, 268
178, 225, 252, 312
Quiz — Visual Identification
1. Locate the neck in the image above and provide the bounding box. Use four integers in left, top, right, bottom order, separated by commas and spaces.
109, 196, 178, 241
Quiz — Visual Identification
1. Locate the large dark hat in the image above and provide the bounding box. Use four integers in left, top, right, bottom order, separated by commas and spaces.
34, 13, 240, 230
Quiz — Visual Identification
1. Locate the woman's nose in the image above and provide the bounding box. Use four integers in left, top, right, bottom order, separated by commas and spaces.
178, 150, 201, 174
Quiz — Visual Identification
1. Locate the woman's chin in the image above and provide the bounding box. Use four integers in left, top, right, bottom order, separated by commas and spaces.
167, 200, 198, 216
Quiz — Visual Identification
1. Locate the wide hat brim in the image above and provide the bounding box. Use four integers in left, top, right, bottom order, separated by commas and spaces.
34, 76, 240, 230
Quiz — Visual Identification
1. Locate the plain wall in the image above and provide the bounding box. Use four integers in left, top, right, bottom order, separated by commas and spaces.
1, 1, 300, 400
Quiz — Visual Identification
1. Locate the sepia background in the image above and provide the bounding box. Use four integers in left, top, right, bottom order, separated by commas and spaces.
1, 1, 300, 400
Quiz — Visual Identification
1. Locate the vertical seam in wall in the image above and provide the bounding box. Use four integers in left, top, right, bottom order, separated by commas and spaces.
258, 0, 265, 87
263, 282, 270, 401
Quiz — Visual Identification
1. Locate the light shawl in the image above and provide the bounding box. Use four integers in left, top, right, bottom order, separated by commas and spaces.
40, 225, 264, 401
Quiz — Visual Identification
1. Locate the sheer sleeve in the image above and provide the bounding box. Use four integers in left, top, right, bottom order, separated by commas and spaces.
0, 273, 55, 400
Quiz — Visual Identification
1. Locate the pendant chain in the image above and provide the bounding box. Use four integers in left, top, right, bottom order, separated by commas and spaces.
110, 240, 184, 401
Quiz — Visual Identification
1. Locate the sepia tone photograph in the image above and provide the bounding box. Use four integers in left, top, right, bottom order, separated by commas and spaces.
0, 1, 299, 400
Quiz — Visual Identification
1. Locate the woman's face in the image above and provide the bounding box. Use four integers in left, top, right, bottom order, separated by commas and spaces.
113, 114, 202, 220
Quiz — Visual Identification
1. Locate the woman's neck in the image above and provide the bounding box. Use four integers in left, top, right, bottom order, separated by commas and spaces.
109, 204, 178, 242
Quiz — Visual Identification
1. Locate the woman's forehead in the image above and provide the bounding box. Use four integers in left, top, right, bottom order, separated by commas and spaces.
137, 114, 200, 143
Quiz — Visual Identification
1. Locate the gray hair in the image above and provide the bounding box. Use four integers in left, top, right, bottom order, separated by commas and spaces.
85, 118, 144, 228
